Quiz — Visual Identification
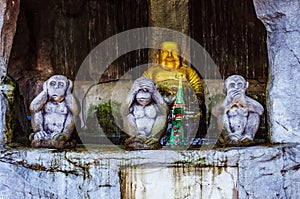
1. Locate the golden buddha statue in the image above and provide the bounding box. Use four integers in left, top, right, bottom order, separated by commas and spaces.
142, 42, 206, 142
143, 42, 204, 111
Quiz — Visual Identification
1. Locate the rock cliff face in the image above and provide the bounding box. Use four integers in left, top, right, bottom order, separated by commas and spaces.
0, 0, 28, 146
253, 0, 300, 143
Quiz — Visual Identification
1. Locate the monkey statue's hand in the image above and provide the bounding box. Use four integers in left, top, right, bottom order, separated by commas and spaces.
34, 130, 50, 140
229, 133, 242, 141
145, 137, 159, 145
135, 134, 147, 142
51, 132, 68, 141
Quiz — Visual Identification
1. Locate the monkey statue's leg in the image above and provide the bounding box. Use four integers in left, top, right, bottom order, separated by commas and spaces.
243, 112, 260, 141
30, 111, 50, 141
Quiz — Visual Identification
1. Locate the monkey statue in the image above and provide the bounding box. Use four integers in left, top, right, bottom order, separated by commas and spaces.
29, 75, 79, 149
212, 75, 264, 145
122, 77, 168, 150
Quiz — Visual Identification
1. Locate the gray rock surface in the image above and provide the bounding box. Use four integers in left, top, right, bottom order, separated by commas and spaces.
0, 0, 20, 147
253, 0, 300, 143
0, 144, 299, 198
0, 0, 20, 82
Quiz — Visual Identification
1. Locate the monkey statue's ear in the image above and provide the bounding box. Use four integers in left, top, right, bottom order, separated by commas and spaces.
245, 81, 249, 90
67, 79, 73, 95
223, 81, 227, 93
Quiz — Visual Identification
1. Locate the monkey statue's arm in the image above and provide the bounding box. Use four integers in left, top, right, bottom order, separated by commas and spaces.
65, 80, 80, 116
30, 79, 49, 113
151, 87, 166, 106
126, 114, 139, 137
125, 85, 139, 108
245, 97, 264, 115
30, 90, 48, 113
243, 112, 260, 140
121, 103, 139, 137
29, 86, 48, 133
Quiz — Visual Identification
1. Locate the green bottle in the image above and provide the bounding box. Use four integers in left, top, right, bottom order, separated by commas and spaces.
170, 74, 185, 148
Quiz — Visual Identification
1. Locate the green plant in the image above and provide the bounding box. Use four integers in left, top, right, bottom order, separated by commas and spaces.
87, 100, 127, 144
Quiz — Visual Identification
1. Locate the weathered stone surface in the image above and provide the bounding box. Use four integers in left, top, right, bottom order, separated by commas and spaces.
8, 0, 149, 108
0, 148, 121, 198
0, 77, 16, 146
253, 0, 300, 143
0, 0, 20, 81
0, 0, 21, 147
0, 144, 300, 198
148, 0, 190, 62
190, 0, 269, 80
122, 167, 238, 199
77, 80, 133, 127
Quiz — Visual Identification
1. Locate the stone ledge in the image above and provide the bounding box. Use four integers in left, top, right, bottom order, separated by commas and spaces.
0, 144, 300, 198
0, 144, 298, 170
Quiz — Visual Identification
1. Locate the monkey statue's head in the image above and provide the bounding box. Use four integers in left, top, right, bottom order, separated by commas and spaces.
45, 75, 70, 103
136, 88, 152, 106
224, 75, 249, 101
126, 77, 165, 108
132, 77, 155, 106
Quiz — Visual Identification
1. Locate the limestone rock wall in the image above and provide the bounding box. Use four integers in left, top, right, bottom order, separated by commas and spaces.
0, 145, 300, 198
253, 0, 300, 143
0, 0, 24, 147
0, 0, 19, 75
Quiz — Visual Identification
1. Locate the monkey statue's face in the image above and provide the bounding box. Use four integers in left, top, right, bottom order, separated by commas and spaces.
136, 88, 152, 106
225, 75, 248, 101
47, 76, 69, 103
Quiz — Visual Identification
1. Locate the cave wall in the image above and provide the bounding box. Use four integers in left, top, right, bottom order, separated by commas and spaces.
5, 0, 270, 144
8, 0, 149, 110
0, 0, 24, 146
8, 0, 268, 109
190, 0, 268, 80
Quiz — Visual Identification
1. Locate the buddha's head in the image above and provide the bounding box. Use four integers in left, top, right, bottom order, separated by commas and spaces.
156, 41, 182, 70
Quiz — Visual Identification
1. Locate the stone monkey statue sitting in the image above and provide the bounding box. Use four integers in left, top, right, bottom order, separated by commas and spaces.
212, 75, 264, 145
29, 75, 79, 148
122, 77, 168, 150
